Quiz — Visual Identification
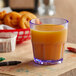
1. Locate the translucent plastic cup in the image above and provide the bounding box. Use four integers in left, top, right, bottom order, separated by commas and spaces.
30, 18, 68, 65
0, 33, 17, 52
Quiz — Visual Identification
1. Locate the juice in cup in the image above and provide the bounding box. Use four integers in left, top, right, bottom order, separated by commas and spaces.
30, 18, 68, 65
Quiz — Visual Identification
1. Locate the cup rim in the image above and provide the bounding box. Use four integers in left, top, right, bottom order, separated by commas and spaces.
29, 17, 69, 25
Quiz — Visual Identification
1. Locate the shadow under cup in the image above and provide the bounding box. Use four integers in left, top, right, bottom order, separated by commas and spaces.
30, 18, 68, 65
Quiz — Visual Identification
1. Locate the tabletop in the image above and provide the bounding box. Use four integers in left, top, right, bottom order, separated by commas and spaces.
0, 40, 76, 76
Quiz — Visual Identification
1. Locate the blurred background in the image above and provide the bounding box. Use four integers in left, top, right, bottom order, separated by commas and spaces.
0, 0, 76, 43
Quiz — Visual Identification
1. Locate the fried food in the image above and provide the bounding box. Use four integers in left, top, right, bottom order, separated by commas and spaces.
0, 20, 3, 24
0, 10, 6, 24
4, 12, 21, 28
20, 11, 37, 19
35, 19, 41, 24
0, 10, 6, 20
20, 11, 31, 15
0, 10, 37, 29
19, 14, 37, 29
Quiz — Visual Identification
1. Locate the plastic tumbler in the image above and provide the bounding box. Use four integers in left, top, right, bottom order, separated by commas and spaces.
30, 18, 68, 65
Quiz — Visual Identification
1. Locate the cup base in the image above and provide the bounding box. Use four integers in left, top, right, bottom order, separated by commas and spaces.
34, 58, 63, 65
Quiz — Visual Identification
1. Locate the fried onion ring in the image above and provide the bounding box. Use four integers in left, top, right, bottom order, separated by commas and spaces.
19, 14, 37, 29
4, 12, 21, 28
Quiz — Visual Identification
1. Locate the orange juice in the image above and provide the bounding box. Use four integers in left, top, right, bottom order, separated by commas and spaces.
31, 24, 67, 60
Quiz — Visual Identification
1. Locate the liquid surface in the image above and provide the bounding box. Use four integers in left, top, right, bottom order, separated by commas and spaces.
35, 24, 64, 31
